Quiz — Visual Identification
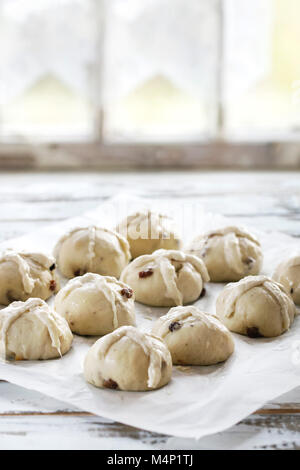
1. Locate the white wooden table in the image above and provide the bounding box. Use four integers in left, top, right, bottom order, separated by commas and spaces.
0, 170, 300, 450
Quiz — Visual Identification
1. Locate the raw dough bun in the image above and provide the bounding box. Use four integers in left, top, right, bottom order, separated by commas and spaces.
55, 273, 136, 335
116, 211, 181, 259
54, 226, 130, 279
273, 255, 300, 305
0, 298, 73, 360
84, 326, 172, 391
216, 275, 295, 338
152, 306, 234, 365
187, 226, 263, 282
120, 249, 209, 307
0, 249, 59, 306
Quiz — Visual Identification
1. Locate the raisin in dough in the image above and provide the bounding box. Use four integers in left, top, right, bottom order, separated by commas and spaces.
216, 275, 295, 338
0, 249, 59, 306
120, 249, 209, 307
273, 255, 300, 305
116, 211, 181, 259
55, 273, 136, 335
54, 226, 130, 279
187, 226, 263, 282
152, 306, 234, 365
84, 326, 172, 391
0, 298, 73, 360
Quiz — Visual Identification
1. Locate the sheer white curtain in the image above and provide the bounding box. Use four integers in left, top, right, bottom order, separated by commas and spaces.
224, 0, 300, 138
102, 0, 220, 141
0, 0, 97, 139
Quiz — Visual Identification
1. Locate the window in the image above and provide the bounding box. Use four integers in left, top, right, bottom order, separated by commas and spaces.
224, 0, 300, 139
0, 0, 98, 141
0, 0, 299, 165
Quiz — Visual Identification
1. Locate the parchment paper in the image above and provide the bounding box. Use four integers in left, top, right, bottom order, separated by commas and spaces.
0, 194, 300, 439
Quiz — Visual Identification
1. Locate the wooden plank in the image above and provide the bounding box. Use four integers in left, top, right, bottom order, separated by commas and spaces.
0, 413, 299, 449
1, 407, 300, 417
0, 170, 299, 449
0, 170, 299, 195
0, 171, 299, 240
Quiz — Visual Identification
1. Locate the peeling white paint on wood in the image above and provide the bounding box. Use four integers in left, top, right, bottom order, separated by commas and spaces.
0, 412, 299, 450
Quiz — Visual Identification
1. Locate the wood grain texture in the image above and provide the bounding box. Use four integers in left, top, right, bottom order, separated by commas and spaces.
0, 170, 299, 449
0, 412, 299, 450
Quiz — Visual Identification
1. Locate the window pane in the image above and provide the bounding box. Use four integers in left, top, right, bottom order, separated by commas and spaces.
103, 0, 220, 142
0, 0, 98, 140
224, 0, 300, 138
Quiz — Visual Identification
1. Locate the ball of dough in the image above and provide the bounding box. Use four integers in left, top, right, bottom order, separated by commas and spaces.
84, 326, 172, 391
116, 211, 181, 259
273, 255, 300, 305
0, 298, 73, 361
0, 249, 59, 306
120, 249, 209, 307
55, 273, 136, 335
152, 306, 234, 365
187, 226, 263, 282
216, 275, 295, 338
54, 226, 130, 279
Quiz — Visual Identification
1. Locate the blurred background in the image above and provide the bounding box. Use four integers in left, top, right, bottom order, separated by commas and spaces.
1, 0, 300, 169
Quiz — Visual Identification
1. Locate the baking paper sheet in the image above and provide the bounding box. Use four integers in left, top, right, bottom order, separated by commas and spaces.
0, 194, 300, 440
